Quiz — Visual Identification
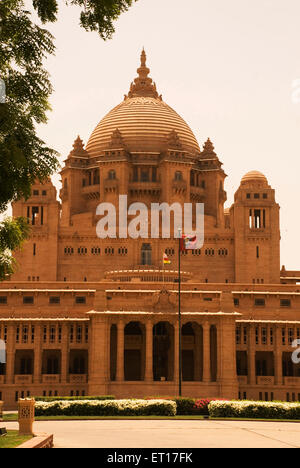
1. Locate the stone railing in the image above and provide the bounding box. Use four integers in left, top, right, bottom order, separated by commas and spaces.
284, 377, 300, 386
256, 376, 274, 385
42, 374, 61, 384
15, 375, 32, 384
69, 374, 87, 384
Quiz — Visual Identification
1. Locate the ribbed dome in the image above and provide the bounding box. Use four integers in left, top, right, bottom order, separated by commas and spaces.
86, 97, 200, 156
86, 50, 200, 156
241, 171, 268, 185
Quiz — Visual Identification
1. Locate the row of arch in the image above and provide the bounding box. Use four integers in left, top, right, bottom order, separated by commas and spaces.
110, 321, 218, 382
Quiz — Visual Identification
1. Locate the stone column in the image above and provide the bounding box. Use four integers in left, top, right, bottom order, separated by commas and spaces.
88, 314, 109, 395
145, 320, 153, 382
116, 320, 125, 382
275, 326, 283, 386
61, 323, 69, 384
33, 324, 42, 384
5, 324, 15, 385
202, 321, 211, 382
248, 324, 256, 386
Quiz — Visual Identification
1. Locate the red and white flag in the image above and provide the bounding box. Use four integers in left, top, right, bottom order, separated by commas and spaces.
180, 234, 197, 251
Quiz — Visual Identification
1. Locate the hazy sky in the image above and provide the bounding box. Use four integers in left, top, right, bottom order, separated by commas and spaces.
20, 0, 300, 269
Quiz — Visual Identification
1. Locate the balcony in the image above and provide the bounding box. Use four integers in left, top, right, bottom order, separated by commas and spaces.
42, 374, 61, 384
172, 179, 187, 194
15, 375, 32, 384
284, 377, 300, 386
256, 376, 274, 385
69, 374, 87, 384
129, 182, 161, 198
82, 184, 100, 200
190, 185, 205, 202
104, 178, 119, 193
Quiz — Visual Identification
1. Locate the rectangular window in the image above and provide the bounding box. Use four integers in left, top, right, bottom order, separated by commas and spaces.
254, 193, 260, 199
76, 325, 82, 343
43, 326, 47, 343
243, 327, 248, 345
33, 243, 36, 256
49, 296, 60, 305
70, 326, 74, 343
234, 298, 239, 307
31, 326, 35, 343
50, 326, 56, 343
256, 246, 259, 258
23, 296, 34, 305
22, 326, 28, 344
261, 327, 267, 345
75, 296, 86, 305
254, 298, 265, 307
280, 299, 291, 308
0, 296, 7, 305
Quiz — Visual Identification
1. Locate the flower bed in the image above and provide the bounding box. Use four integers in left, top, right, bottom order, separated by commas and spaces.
208, 400, 300, 420
35, 399, 176, 417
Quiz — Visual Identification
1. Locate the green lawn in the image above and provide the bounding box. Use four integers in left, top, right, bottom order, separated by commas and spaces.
0, 430, 33, 448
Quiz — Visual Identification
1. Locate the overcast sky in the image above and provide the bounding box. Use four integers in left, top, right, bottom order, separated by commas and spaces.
20, 0, 300, 269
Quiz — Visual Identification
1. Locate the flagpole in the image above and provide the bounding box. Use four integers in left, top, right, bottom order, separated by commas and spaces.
178, 228, 182, 397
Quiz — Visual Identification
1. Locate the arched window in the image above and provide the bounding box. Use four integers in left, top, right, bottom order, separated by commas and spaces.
108, 170, 116, 180
174, 171, 183, 181
141, 243, 152, 266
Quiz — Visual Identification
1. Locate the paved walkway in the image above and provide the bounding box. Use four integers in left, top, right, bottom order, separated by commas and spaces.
4, 419, 300, 448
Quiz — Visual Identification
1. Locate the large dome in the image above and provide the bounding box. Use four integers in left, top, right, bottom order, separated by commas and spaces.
86, 51, 200, 156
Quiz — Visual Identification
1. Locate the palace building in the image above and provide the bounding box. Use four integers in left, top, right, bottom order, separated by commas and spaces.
0, 50, 299, 409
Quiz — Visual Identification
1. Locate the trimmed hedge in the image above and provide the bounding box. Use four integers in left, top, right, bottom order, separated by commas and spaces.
145, 397, 220, 415
208, 400, 300, 420
35, 399, 177, 417
34, 396, 115, 402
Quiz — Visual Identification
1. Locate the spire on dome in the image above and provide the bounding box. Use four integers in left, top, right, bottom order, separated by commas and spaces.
109, 128, 125, 149
166, 129, 182, 150
68, 136, 88, 158
126, 49, 160, 99
201, 138, 217, 158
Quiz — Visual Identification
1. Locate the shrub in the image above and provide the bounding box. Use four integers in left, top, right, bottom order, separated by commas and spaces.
35, 399, 176, 417
208, 400, 300, 420
34, 396, 115, 402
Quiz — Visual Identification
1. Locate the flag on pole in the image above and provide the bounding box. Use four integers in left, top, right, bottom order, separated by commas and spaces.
180, 234, 197, 251
163, 252, 171, 264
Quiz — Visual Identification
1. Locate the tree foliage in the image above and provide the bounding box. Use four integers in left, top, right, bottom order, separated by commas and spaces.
0, 217, 31, 280
0, 0, 137, 279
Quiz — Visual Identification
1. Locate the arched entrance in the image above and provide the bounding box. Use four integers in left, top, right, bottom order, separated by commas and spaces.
124, 322, 145, 381
153, 322, 174, 381
182, 322, 203, 381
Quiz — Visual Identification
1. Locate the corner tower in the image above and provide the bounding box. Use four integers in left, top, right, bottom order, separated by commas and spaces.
232, 171, 280, 284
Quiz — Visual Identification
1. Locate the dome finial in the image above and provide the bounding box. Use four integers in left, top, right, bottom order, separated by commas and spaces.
125, 49, 160, 99
140, 48, 147, 68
